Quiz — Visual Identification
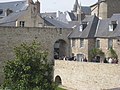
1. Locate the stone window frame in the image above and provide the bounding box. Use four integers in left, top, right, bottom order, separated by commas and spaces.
20, 21, 25, 27
108, 38, 113, 49
80, 39, 84, 48
71, 39, 75, 47
96, 39, 100, 48
59, 28, 62, 35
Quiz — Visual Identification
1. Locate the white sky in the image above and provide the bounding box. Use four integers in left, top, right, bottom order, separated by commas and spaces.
0, 0, 98, 12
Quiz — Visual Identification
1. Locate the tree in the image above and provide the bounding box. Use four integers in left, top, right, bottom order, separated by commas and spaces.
108, 47, 118, 59
2, 41, 55, 90
89, 48, 105, 61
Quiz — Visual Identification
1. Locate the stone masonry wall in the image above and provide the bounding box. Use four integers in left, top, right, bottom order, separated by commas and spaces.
97, 38, 120, 63
0, 27, 72, 84
54, 60, 120, 90
71, 39, 89, 59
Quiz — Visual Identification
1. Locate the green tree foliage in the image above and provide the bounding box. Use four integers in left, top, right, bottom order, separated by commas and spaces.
2, 41, 55, 90
89, 48, 105, 59
108, 47, 118, 59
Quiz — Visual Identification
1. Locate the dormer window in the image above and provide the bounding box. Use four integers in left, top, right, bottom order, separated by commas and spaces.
0, 9, 3, 15
79, 24, 83, 31
109, 21, 117, 31
79, 22, 88, 31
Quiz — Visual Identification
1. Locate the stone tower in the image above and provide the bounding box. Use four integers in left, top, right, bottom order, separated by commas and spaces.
27, 0, 40, 14
72, 0, 81, 22
91, 0, 120, 19
35, 0, 40, 13
27, 0, 34, 5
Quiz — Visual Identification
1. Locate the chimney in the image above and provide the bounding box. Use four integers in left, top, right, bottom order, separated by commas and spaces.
5, 9, 13, 16
27, 0, 34, 5
35, 0, 40, 13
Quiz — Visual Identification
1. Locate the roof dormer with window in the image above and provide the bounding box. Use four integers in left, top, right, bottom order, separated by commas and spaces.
79, 22, 88, 31
109, 21, 117, 31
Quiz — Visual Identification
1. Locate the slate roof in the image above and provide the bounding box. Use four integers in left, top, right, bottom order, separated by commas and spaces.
67, 6, 91, 21
81, 6, 91, 15
95, 14, 120, 38
41, 12, 57, 19
41, 6, 91, 22
67, 12, 77, 21
0, 10, 27, 26
43, 17, 71, 28
0, 0, 27, 17
69, 15, 99, 39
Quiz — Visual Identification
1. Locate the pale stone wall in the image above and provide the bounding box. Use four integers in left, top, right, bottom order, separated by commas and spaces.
54, 60, 120, 90
0, 27, 72, 84
97, 38, 108, 55
70, 39, 89, 59
95, 38, 120, 64
99, 1, 107, 19
91, 1, 107, 19
16, 5, 44, 27
70, 39, 95, 61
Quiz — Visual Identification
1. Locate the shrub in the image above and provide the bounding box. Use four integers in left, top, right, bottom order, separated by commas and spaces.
2, 41, 55, 90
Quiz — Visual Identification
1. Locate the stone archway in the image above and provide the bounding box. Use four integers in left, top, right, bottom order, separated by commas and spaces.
54, 39, 67, 59
55, 75, 62, 85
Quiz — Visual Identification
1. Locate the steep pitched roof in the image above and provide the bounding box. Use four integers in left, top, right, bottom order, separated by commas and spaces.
41, 12, 57, 19
43, 17, 71, 28
69, 15, 99, 39
95, 14, 120, 38
0, 10, 27, 26
81, 6, 91, 15
67, 12, 77, 21
80, 15, 99, 38
0, 1, 27, 17
73, 0, 80, 12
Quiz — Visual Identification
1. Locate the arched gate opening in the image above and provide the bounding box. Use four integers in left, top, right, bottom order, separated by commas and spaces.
54, 39, 67, 59
55, 75, 62, 85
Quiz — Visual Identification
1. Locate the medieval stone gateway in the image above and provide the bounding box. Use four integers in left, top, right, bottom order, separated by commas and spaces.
0, 27, 72, 84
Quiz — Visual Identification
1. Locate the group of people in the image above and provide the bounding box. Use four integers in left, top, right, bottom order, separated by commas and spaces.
107, 57, 118, 64
55, 54, 118, 64
62, 55, 88, 62
92, 56, 118, 64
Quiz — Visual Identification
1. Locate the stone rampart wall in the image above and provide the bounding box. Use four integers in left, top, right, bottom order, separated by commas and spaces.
54, 60, 120, 90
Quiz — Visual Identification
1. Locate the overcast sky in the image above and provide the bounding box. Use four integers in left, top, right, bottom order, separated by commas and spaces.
0, 0, 98, 12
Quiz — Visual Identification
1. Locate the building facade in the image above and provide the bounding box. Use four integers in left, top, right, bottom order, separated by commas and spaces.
91, 0, 120, 19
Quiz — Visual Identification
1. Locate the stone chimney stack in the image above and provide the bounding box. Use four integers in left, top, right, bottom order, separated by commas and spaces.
35, 0, 40, 13
27, 0, 34, 5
